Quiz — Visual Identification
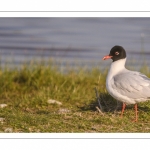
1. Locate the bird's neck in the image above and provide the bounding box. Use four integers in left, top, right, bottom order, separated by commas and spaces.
107, 58, 126, 79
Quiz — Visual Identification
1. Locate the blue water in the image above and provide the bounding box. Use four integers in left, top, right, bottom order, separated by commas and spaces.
0, 18, 150, 70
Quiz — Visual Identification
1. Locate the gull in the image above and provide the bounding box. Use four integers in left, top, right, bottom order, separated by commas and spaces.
103, 45, 150, 122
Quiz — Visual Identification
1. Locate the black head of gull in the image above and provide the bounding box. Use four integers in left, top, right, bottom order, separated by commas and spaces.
103, 45, 126, 62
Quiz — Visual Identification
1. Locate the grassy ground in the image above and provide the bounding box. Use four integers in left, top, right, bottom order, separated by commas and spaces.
0, 61, 150, 133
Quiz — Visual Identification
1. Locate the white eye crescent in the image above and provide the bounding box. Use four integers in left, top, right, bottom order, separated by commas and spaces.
115, 51, 119, 55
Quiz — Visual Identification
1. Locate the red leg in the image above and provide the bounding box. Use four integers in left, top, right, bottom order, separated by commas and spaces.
120, 103, 126, 118
134, 104, 138, 122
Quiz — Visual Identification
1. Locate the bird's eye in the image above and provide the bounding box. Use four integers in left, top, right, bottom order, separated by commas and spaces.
115, 51, 119, 55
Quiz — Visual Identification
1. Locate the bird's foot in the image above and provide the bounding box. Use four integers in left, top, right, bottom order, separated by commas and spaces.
131, 119, 138, 122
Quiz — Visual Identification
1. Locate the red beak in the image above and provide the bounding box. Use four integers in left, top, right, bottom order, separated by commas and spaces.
102, 55, 113, 60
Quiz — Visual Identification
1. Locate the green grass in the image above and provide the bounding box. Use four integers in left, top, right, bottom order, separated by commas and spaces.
0, 60, 150, 132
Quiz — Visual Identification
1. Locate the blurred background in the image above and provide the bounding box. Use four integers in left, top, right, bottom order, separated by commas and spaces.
0, 17, 150, 70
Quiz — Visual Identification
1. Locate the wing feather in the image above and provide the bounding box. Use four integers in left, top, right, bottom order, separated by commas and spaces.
112, 71, 150, 100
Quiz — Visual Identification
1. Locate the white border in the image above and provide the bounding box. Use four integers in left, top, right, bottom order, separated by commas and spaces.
0, 11, 150, 17
0, 133, 149, 139
1, 0, 150, 11
0, 133, 150, 150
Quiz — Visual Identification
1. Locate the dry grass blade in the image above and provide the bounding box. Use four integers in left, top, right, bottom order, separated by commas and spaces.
94, 87, 103, 112
95, 106, 104, 116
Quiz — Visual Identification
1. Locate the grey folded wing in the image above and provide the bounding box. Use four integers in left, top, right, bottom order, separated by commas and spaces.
112, 71, 150, 100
